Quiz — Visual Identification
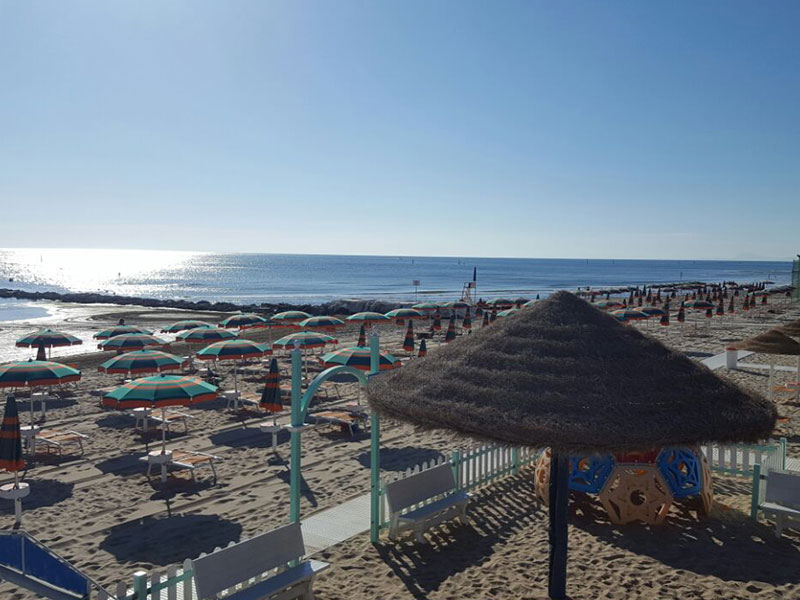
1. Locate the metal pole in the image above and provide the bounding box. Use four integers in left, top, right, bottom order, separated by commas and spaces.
369, 331, 381, 543
548, 451, 569, 599
289, 344, 303, 524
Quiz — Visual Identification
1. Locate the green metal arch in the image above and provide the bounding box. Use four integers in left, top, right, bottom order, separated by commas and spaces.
300, 365, 368, 420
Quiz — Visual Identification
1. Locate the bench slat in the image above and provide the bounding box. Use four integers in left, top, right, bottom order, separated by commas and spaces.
385, 463, 456, 513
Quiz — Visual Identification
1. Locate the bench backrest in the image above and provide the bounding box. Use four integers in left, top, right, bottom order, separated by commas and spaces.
765, 470, 800, 508
385, 463, 456, 514
192, 523, 305, 599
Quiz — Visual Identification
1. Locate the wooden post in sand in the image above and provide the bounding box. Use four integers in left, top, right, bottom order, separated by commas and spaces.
548, 450, 569, 599
369, 331, 382, 543
289, 342, 303, 524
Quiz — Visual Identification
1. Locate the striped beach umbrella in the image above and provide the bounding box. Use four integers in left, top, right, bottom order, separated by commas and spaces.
431, 312, 442, 331
0, 396, 25, 473
272, 311, 312, 325
403, 321, 415, 352
320, 347, 401, 372
462, 308, 472, 330
728, 298, 735, 313
716, 301, 725, 316
273, 331, 338, 351
298, 316, 346, 332
196, 339, 271, 362
260, 359, 283, 413
94, 325, 153, 340
357, 325, 366, 347
418, 338, 427, 358
609, 309, 648, 323
345, 312, 391, 325
161, 320, 213, 334
219, 313, 270, 329
98, 333, 169, 352
442, 301, 470, 312
684, 300, 714, 310
444, 317, 456, 343
99, 350, 187, 376
0, 360, 81, 389
16, 329, 82, 350
177, 327, 237, 345
659, 313, 670, 326
594, 300, 624, 311
638, 306, 668, 317
677, 307, 686, 323
412, 302, 439, 314
385, 308, 424, 326
488, 298, 514, 309
482, 312, 490, 327
489, 310, 497, 323
103, 375, 218, 452
496, 308, 521, 318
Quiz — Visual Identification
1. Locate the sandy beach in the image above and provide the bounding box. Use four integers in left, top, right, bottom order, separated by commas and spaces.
1, 295, 800, 599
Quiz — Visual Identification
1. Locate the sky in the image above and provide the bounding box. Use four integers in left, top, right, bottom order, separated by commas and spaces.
1, 1, 798, 260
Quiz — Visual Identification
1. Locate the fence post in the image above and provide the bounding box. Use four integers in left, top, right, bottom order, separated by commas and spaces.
133, 571, 148, 600
451, 449, 462, 489
511, 447, 520, 475
750, 463, 761, 520
780, 437, 787, 469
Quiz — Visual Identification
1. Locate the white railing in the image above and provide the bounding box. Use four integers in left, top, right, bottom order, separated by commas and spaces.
700, 438, 786, 477
99, 560, 194, 600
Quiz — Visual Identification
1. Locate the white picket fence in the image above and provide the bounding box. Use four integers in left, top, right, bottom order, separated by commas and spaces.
97, 560, 194, 600
377, 442, 540, 530
700, 438, 786, 477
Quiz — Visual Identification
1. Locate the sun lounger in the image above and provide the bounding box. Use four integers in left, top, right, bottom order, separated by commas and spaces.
22, 427, 88, 457
130, 408, 193, 435
309, 410, 368, 436
226, 390, 289, 411
385, 463, 471, 543
142, 449, 220, 483
192, 523, 328, 600
757, 468, 800, 537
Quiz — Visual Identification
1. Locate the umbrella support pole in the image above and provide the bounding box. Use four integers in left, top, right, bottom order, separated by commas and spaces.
548, 451, 569, 600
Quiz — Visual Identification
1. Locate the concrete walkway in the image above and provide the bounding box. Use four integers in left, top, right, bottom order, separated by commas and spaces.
301, 492, 371, 554
701, 350, 753, 370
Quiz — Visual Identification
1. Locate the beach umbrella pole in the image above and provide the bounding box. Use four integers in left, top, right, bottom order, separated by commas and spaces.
548, 451, 569, 599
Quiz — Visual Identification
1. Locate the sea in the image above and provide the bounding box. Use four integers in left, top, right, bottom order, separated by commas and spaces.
0, 249, 792, 319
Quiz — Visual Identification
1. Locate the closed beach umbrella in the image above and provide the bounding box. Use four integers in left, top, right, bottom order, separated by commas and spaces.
177, 327, 237, 345
367, 292, 776, 600
36, 343, 46, 362
94, 325, 153, 340
677, 307, 686, 323
161, 320, 213, 334
321, 347, 401, 371
418, 338, 427, 358
98, 333, 168, 352
659, 313, 670, 326
0, 396, 25, 473
346, 312, 391, 325
431, 312, 442, 331
16, 329, 82, 355
444, 317, 456, 343
462, 308, 472, 330
489, 310, 497, 323
99, 350, 187, 376
103, 375, 217, 453
219, 313, 270, 329
403, 321, 415, 353
298, 316, 345, 332
482, 312, 490, 327
728, 299, 735, 314
357, 325, 367, 347
260, 359, 283, 413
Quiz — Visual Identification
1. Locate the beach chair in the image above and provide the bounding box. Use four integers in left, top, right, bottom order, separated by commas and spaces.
130, 408, 193, 436
385, 463, 471, 543
22, 427, 88, 457
191, 523, 328, 600
308, 410, 368, 436
758, 469, 800, 537
143, 450, 220, 483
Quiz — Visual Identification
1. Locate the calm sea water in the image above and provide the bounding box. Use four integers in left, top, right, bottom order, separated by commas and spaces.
0, 249, 792, 308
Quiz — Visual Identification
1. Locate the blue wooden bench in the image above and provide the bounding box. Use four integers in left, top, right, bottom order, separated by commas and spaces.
385, 463, 471, 543
192, 523, 329, 600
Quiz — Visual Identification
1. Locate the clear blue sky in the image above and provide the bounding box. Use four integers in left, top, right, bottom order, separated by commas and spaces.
1, 1, 798, 260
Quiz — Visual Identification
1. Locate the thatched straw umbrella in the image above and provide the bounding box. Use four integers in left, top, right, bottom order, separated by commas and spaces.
367, 291, 775, 599
733, 329, 800, 400
777, 319, 800, 339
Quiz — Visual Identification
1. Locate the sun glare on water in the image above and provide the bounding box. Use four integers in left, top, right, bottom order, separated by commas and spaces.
0, 248, 198, 295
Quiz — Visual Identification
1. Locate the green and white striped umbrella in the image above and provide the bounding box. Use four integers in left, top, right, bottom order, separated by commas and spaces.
93, 325, 153, 340
385, 308, 424, 321
273, 332, 338, 351
196, 339, 271, 362
177, 327, 237, 345
0, 360, 81, 388
98, 333, 169, 352
161, 320, 213, 334
496, 308, 521, 318
272, 311, 312, 325
320, 346, 401, 372
99, 350, 187, 375
15, 329, 82, 349
412, 302, 439, 313
219, 314, 270, 329
298, 316, 345, 331
345, 312, 390, 324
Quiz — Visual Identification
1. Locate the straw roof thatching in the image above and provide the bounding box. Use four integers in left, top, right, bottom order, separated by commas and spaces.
367, 291, 776, 453
777, 319, 800, 339
732, 329, 800, 355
